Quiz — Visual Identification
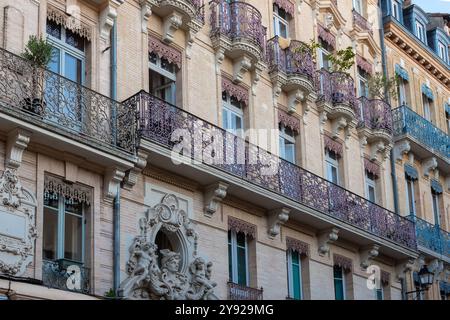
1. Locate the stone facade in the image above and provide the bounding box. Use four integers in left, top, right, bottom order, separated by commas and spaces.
0, 0, 447, 301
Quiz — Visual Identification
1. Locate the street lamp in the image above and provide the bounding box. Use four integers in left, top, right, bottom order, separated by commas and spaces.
406, 265, 435, 300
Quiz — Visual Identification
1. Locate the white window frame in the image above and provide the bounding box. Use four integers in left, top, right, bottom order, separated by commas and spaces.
415, 20, 426, 42
222, 92, 244, 136
279, 124, 296, 164
391, 0, 400, 20
273, 4, 289, 38
437, 41, 447, 62
432, 191, 440, 226
406, 178, 416, 216
397, 78, 407, 106
229, 230, 249, 286
353, 0, 363, 15
365, 171, 377, 203
423, 95, 432, 122
149, 53, 177, 104
318, 47, 331, 71
325, 149, 340, 185
358, 71, 369, 98
287, 250, 303, 300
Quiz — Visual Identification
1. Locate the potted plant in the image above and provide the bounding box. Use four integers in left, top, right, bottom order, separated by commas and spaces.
21, 35, 54, 115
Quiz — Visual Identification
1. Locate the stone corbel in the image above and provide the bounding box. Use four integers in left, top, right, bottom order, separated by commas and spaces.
251, 62, 264, 95
273, 83, 282, 107
317, 227, 339, 256
393, 140, 410, 162
5, 129, 31, 170
360, 244, 380, 270
331, 116, 347, 139
99, 4, 118, 41
215, 48, 225, 75
297, 0, 303, 13
370, 141, 386, 162
123, 151, 149, 190
203, 182, 229, 218
428, 259, 444, 280
267, 207, 290, 239
140, 0, 152, 33
319, 111, 328, 134
163, 12, 182, 44
395, 258, 415, 280
104, 168, 126, 202
185, 29, 197, 59
287, 89, 304, 114
233, 56, 251, 83
422, 157, 438, 178
359, 135, 368, 151
303, 94, 315, 124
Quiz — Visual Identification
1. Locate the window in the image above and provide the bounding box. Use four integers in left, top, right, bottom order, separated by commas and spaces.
358, 67, 369, 98
273, 4, 289, 38
287, 250, 302, 300
334, 266, 346, 300
406, 177, 416, 216
375, 287, 384, 300
318, 40, 333, 71
279, 124, 296, 164
391, 0, 400, 20
353, 0, 363, 15
365, 171, 377, 203
446, 112, 450, 134
415, 21, 426, 42
438, 41, 447, 62
43, 188, 86, 263
325, 149, 340, 185
228, 230, 249, 286
397, 78, 408, 106
150, 52, 177, 104
422, 95, 433, 122
432, 190, 441, 226
222, 91, 244, 136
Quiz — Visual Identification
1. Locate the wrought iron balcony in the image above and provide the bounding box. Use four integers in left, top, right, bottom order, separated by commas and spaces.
0, 48, 136, 157
357, 97, 393, 135
126, 91, 417, 250
227, 282, 263, 300
392, 106, 450, 160
210, 0, 267, 59
352, 9, 373, 35
407, 215, 449, 258
42, 260, 90, 294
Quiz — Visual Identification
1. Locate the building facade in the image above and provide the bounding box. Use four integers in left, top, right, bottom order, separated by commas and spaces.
0, 0, 447, 300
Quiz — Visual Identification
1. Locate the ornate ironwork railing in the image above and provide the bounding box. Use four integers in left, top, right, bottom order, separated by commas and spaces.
42, 260, 90, 294
392, 106, 450, 159
266, 36, 315, 81
126, 91, 417, 250
407, 215, 450, 258
353, 9, 373, 35
0, 48, 136, 156
357, 97, 393, 134
228, 282, 263, 300
210, 0, 267, 55
316, 69, 358, 113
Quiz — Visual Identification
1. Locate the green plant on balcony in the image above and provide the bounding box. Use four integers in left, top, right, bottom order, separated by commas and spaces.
292, 39, 322, 61
368, 72, 399, 102
21, 35, 54, 115
328, 47, 355, 73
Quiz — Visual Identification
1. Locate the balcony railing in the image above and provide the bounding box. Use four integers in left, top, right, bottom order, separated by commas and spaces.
126, 91, 417, 250
0, 48, 136, 157
42, 260, 90, 294
407, 215, 449, 258
353, 9, 373, 35
266, 36, 315, 81
357, 97, 393, 134
227, 282, 263, 300
210, 0, 266, 54
392, 106, 450, 159
316, 69, 358, 112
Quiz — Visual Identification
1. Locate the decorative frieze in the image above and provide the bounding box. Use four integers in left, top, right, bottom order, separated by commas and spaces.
286, 237, 309, 257
273, 0, 295, 17
44, 175, 92, 205
356, 55, 373, 75
149, 35, 182, 68
333, 254, 352, 272
431, 179, 443, 194
222, 77, 249, 106
47, 5, 92, 41
278, 109, 300, 133
228, 216, 257, 239
324, 135, 343, 157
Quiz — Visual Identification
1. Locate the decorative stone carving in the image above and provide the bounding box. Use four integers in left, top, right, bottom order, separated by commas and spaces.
393, 140, 410, 162
333, 254, 352, 272
0, 169, 37, 276
99, 3, 118, 41
119, 193, 217, 300
286, 237, 309, 256
140, 0, 152, 33
104, 168, 125, 202
360, 244, 380, 270
203, 182, 228, 218
422, 157, 438, 178
5, 129, 31, 170
47, 4, 92, 41
395, 258, 415, 280
228, 216, 257, 239
317, 228, 339, 256
324, 135, 343, 157
44, 175, 92, 205
370, 141, 386, 162
233, 56, 252, 83
331, 116, 348, 139
278, 109, 300, 133
222, 77, 249, 106
287, 89, 304, 114
123, 151, 149, 190
267, 207, 290, 238
149, 35, 182, 68
163, 12, 183, 43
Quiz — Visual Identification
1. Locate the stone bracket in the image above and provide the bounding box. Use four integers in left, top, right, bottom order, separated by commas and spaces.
360, 244, 380, 270
317, 227, 339, 256
287, 89, 305, 114
233, 56, 252, 83
395, 258, 415, 280
370, 141, 386, 162
267, 207, 290, 239
331, 116, 348, 139
123, 150, 149, 190
140, 0, 152, 33
393, 140, 410, 162
5, 129, 31, 170
203, 181, 229, 217
99, 3, 119, 41
422, 157, 438, 178
104, 168, 126, 202
163, 12, 182, 43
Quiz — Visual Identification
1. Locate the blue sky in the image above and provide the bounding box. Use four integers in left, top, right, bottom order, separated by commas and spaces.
412, 0, 450, 13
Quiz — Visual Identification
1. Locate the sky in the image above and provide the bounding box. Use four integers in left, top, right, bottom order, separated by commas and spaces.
412, 0, 450, 13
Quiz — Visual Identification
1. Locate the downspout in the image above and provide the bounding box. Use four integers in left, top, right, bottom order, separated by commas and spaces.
111, 18, 120, 297
378, 1, 400, 215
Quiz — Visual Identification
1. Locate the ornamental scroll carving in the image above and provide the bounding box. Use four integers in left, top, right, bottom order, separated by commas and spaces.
119, 193, 218, 300
0, 169, 37, 276
47, 5, 92, 41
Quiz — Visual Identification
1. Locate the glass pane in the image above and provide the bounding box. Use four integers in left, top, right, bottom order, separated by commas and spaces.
279, 22, 288, 38
376, 289, 383, 300
43, 207, 58, 260
65, 29, 85, 51
285, 143, 295, 164
234, 114, 243, 131
150, 52, 158, 65
222, 108, 229, 129
48, 48, 60, 73
228, 231, 233, 282
46, 20, 61, 39
334, 266, 344, 300
331, 166, 338, 184
292, 263, 301, 299
64, 213, 83, 262
368, 185, 376, 203
64, 53, 82, 84
161, 57, 175, 74
65, 199, 83, 216
237, 246, 247, 286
